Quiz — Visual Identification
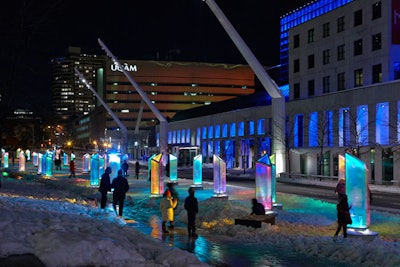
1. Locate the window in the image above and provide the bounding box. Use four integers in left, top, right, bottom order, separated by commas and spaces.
322, 22, 330, 38
323, 49, 330, 64
372, 2, 382, 20
376, 102, 389, 145
293, 59, 300, 73
293, 34, 300, 48
323, 76, 330, 93
354, 9, 362, 26
338, 72, 345, 91
294, 114, 304, 148
257, 119, 265, 135
337, 16, 345, 32
309, 112, 318, 147
308, 54, 315, 69
337, 44, 345, 60
293, 83, 300, 99
354, 69, 363, 87
395, 62, 400, 80
308, 28, 314, 43
308, 80, 315, 96
372, 64, 382, 83
354, 39, 363, 56
372, 33, 382, 51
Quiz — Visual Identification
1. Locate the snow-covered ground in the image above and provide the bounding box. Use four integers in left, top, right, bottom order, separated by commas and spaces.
1, 170, 400, 267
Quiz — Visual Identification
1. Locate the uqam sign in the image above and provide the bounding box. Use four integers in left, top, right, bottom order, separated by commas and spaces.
110, 62, 138, 72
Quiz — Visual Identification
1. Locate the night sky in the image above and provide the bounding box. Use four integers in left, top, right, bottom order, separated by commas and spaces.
0, 0, 310, 119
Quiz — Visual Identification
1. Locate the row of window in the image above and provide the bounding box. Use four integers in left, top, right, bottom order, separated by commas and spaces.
292, 102, 394, 148
293, 64, 382, 98
293, 33, 382, 73
168, 119, 273, 145
293, 1, 381, 47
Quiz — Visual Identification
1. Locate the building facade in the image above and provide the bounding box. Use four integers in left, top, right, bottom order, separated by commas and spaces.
158, 0, 400, 184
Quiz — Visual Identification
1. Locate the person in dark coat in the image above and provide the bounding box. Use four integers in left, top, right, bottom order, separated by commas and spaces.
98, 167, 112, 209
69, 158, 75, 178
111, 169, 130, 217
250, 198, 265, 215
121, 160, 129, 177
333, 194, 352, 241
184, 187, 199, 237
135, 161, 140, 179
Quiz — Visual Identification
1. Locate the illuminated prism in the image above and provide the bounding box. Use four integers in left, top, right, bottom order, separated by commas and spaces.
192, 154, 203, 187
32, 152, 38, 166
108, 153, 121, 182
148, 154, 156, 180
44, 152, 53, 177
3, 152, 9, 168
256, 154, 272, 210
168, 154, 178, 182
82, 153, 90, 173
90, 153, 100, 186
99, 154, 105, 178
37, 153, 42, 174
18, 153, 26, 172
338, 154, 345, 181
345, 153, 370, 229
269, 154, 277, 203
25, 149, 30, 161
213, 154, 227, 197
64, 153, 69, 166
150, 153, 164, 196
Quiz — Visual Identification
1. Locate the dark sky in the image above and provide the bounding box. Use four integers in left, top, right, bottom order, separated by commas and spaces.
0, 0, 310, 119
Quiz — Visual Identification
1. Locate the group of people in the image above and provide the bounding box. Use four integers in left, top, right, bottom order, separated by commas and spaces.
159, 183, 199, 238
98, 167, 130, 217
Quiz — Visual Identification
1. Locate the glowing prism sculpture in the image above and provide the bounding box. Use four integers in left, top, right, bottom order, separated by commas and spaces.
168, 154, 178, 182
345, 153, 370, 229
19, 153, 26, 172
150, 153, 164, 197
3, 152, 9, 168
25, 149, 30, 161
192, 154, 203, 186
338, 154, 345, 181
99, 155, 105, 178
256, 154, 272, 210
90, 153, 100, 186
44, 152, 53, 177
37, 153, 42, 174
32, 152, 38, 166
148, 154, 156, 180
82, 154, 90, 173
108, 153, 121, 182
213, 154, 227, 197
64, 153, 69, 166
269, 154, 277, 203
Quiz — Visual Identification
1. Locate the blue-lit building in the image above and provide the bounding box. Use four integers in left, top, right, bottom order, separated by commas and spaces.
158, 0, 400, 184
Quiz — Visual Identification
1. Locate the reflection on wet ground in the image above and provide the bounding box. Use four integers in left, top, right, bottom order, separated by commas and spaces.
125, 211, 354, 267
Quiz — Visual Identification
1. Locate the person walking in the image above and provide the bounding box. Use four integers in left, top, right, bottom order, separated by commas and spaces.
98, 167, 112, 209
135, 160, 140, 179
333, 194, 352, 242
335, 178, 346, 199
69, 158, 75, 178
184, 187, 198, 237
159, 189, 177, 233
121, 160, 129, 177
111, 169, 130, 217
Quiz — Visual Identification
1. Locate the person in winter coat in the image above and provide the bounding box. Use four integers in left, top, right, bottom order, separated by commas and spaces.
250, 198, 265, 215
335, 178, 346, 199
135, 161, 140, 179
184, 187, 199, 237
69, 158, 75, 178
111, 169, 130, 216
159, 189, 177, 233
99, 167, 112, 209
333, 194, 352, 241
121, 160, 129, 177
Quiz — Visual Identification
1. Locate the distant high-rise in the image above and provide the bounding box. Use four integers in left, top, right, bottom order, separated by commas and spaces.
51, 47, 105, 121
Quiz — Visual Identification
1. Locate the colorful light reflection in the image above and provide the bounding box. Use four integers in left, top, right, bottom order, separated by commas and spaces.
213, 154, 227, 196
256, 154, 272, 211
169, 154, 178, 182
193, 154, 203, 186
150, 153, 164, 196
345, 153, 370, 229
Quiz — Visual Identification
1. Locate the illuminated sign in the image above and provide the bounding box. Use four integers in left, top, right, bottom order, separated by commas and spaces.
110, 63, 138, 72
